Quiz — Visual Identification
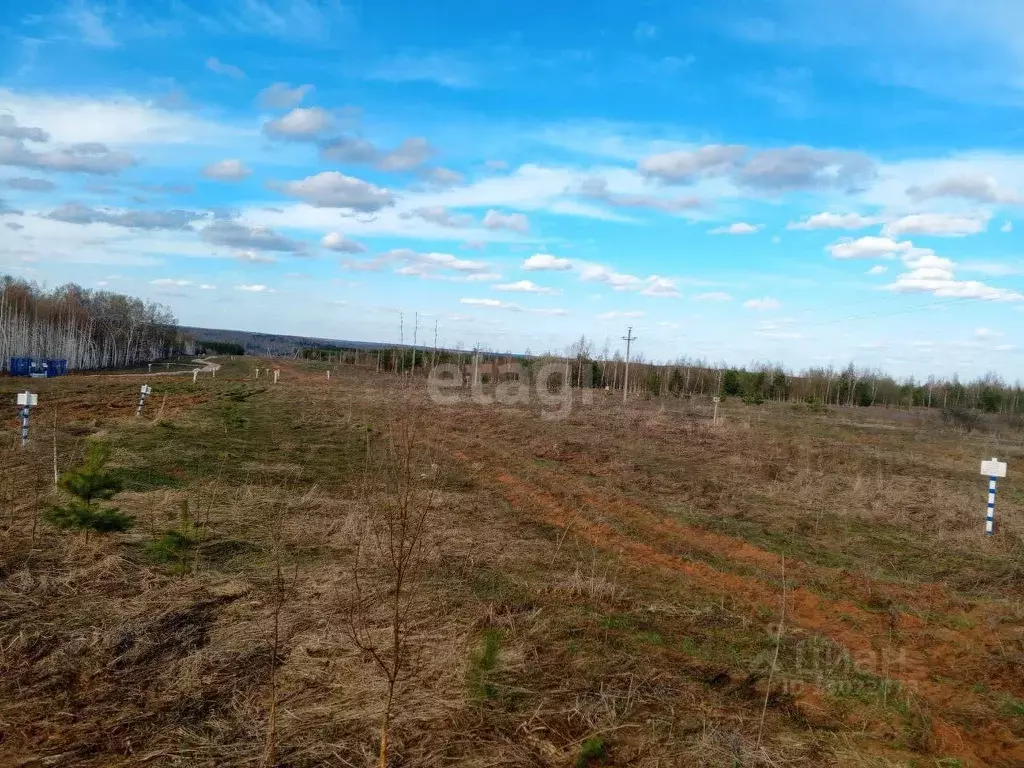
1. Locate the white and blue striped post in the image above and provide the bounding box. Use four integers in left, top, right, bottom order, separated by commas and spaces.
987, 475, 997, 535
16, 392, 37, 448
136, 384, 152, 418
980, 457, 1008, 536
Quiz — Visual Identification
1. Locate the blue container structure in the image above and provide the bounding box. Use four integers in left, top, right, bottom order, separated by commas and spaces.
8, 357, 68, 377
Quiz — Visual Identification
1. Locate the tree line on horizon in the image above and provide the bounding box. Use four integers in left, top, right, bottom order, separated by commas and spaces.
302, 334, 1023, 414
0, 276, 188, 373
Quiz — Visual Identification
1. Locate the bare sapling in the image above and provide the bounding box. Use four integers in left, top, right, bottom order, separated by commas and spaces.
344, 412, 441, 768
263, 497, 298, 768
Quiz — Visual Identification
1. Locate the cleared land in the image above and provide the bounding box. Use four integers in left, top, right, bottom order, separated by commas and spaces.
2, 357, 1023, 767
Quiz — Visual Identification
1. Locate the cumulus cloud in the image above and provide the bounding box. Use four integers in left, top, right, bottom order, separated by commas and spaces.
6, 221, 24, 230
258, 82, 313, 109
787, 211, 879, 230
975, 327, 1004, 339
1002, 220, 1013, 233
236, 284, 274, 292
202, 158, 252, 181
709, 221, 759, 235
236, 250, 277, 264
577, 263, 679, 297
744, 297, 782, 310
641, 276, 681, 297
4, 176, 56, 191
523, 253, 572, 271
263, 107, 332, 140
320, 231, 367, 253
0, 115, 50, 143
578, 176, 700, 213
201, 220, 306, 252
493, 280, 561, 295
885, 248, 1024, 301
867, 265, 888, 275
907, 174, 1021, 204
400, 205, 471, 228
420, 166, 464, 186
377, 137, 433, 172
346, 248, 495, 279
46, 203, 204, 230
482, 209, 529, 232
0, 137, 136, 175
737, 147, 875, 192
206, 57, 246, 79
278, 171, 395, 211
638, 144, 745, 183
882, 212, 990, 237
320, 135, 438, 174
828, 236, 913, 260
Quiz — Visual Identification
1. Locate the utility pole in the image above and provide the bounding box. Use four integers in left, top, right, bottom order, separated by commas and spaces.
412, 312, 419, 375
622, 326, 636, 403
432, 320, 439, 371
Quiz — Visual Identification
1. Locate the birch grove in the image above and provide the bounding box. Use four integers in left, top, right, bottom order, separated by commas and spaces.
0, 276, 187, 372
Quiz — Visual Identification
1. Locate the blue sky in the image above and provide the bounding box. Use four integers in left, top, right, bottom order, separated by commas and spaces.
3, 0, 1024, 379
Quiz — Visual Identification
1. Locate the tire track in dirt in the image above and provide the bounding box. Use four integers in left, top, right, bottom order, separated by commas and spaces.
452, 443, 1024, 766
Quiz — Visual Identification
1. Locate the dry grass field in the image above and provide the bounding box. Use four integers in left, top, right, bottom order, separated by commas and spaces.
2, 356, 1024, 767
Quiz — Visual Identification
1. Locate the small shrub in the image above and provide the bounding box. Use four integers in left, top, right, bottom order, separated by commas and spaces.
576, 736, 607, 767
742, 394, 765, 406
804, 397, 828, 414
44, 442, 134, 539
941, 407, 980, 433
147, 499, 201, 574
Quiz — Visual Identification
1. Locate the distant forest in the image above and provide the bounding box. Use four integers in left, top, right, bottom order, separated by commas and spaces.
301, 337, 1024, 414
0, 276, 187, 372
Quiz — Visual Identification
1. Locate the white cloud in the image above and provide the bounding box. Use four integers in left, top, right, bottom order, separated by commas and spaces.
258, 82, 313, 109
460, 297, 568, 315
400, 205, 471, 228
202, 158, 252, 181
597, 310, 644, 319
320, 231, 367, 253
578, 176, 701, 213
493, 280, 561, 295
206, 57, 246, 79
867, 265, 888, 275
641, 276, 681, 297
236, 284, 274, 292
263, 107, 332, 140
787, 212, 880, 230
523, 253, 572, 271
882, 212, 990, 238
694, 291, 732, 301
198, 283, 216, 290
885, 248, 1024, 301
237, 250, 277, 264
482, 209, 529, 233
201, 220, 306, 252
744, 297, 782, 310
376, 137, 433, 172
151, 278, 192, 287
638, 144, 745, 183
975, 327, 1004, 339
828, 236, 913, 260
907, 174, 1021, 204
1002, 220, 1013, 233
0, 89, 248, 148
278, 171, 395, 211
709, 221, 759, 235
0, 137, 136, 175
579, 263, 643, 290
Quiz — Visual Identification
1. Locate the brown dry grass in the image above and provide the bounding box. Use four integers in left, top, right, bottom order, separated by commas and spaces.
1, 358, 1023, 767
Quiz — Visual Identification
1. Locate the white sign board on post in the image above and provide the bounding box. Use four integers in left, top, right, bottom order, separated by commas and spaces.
980, 457, 1008, 536
16, 392, 38, 407
981, 459, 1007, 478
